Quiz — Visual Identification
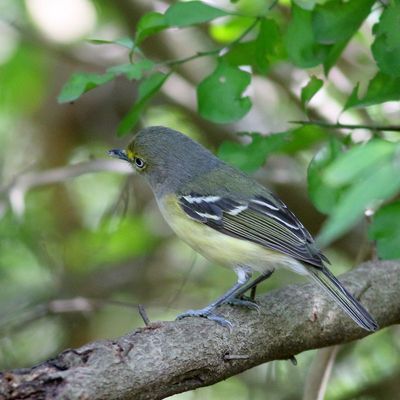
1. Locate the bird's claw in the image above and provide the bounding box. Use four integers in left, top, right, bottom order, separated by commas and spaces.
176, 309, 233, 330
224, 297, 260, 313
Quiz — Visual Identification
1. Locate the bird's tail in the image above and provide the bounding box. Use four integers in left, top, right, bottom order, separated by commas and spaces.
307, 266, 378, 332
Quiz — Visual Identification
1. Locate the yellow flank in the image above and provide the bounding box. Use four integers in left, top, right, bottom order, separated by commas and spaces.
158, 194, 306, 275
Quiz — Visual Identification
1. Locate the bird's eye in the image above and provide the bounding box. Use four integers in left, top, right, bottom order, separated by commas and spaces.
134, 157, 145, 169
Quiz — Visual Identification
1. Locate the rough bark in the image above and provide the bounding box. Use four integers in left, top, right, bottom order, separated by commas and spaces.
1, 260, 399, 400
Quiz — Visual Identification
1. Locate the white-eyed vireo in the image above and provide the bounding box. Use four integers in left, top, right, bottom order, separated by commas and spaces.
109, 126, 378, 331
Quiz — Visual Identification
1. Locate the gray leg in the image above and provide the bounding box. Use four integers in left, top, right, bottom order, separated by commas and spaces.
176, 267, 252, 328
221, 269, 275, 312
231, 269, 275, 300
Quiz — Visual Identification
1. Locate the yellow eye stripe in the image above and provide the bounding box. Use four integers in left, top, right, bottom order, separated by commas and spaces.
126, 148, 135, 161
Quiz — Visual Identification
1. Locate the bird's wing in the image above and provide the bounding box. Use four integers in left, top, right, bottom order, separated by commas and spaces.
178, 193, 328, 268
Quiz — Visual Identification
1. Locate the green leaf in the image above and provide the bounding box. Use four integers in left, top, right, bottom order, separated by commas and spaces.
371, 0, 400, 76
107, 60, 154, 80
218, 132, 289, 172
308, 139, 343, 214
254, 18, 282, 73
285, 1, 373, 72
57, 72, 114, 103
316, 0, 374, 73
344, 72, 400, 110
284, 4, 328, 68
88, 37, 135, 49
197, 60, 251, 123
323, 39, 348, 74
279, 125, 327, 154
224, 18, 282, 73
117, 72, 169, 136
165, 1, 229, 27
301, 76, 323, 109
323, 140, 396, 186
369, 201, 400, 260
317, 156, 400, 247
135, 12, 168, 44
225, 41, 256, 66
312, 0, 374, 44
219, 126, 327, 172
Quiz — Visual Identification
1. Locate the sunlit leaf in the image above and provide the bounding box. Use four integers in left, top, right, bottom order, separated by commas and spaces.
210, 16, 254, 43
57, 72, 114, 103
369, 201, 400, 260
165, 1, 229, 27
117, 72, 169, 136
197, 60, 251, 123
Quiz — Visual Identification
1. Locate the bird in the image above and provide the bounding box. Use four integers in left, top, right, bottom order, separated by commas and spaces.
109, 126, 378, 331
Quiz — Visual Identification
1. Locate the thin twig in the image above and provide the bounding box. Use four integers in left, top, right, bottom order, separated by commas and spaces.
290, 120, 400, 132
138, 304, 150, 326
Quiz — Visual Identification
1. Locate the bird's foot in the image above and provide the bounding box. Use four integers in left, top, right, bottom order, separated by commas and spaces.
176, 308, 232, 329
224, 296, 260, 313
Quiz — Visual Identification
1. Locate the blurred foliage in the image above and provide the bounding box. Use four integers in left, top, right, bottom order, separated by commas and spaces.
0, 0, 399, 399
369, 201, 400, 259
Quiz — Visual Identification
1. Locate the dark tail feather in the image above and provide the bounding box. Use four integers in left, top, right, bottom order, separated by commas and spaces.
308, 267, 378, 332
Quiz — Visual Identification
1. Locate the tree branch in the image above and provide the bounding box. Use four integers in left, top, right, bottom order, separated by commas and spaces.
290, 120, 400, 132
1, 260, 399, 400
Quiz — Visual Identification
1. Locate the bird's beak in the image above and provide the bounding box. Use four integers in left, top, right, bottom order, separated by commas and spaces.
108, 148, 130, 162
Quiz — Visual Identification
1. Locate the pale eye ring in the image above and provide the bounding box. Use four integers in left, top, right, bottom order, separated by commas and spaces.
134, 157, 145, 169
